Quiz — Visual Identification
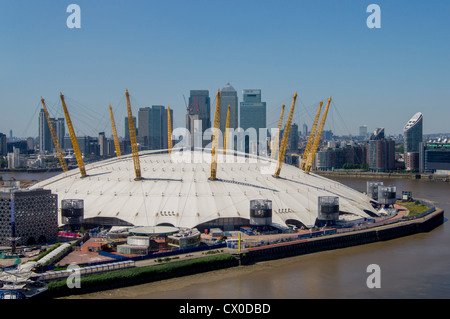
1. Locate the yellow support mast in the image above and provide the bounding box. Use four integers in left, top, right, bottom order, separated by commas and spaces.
167, 106, 173, 154
271, 104, 285, 161
210, 89, 221, 180
125, 89, 142, 180
305, 97, 332, 174
300, 101, 323, 170
40, 98, 68, 172
109, 104, 122, 157
60, 92, 86, 177
274, 92, 297, 178
223, 104, 230, 155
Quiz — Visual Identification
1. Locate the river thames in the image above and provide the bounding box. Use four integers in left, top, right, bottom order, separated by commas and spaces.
2, 171, 448, 298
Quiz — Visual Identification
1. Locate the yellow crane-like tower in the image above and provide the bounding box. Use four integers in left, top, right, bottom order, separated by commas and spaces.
60, 92, 86, 177
109, 104, 122, 157
274, 92, 297, 178
125, 89, 142, 180
167, 106, 173, 154
300, 101, 323, 170
210, 89, 221, 180
40, 98, 68, 172
223, 105, 230, 155
271, 104, 285, 161
304, 97, 332, 174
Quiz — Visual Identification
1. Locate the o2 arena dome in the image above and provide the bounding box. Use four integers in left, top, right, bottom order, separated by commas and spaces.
31, 149, 378, 231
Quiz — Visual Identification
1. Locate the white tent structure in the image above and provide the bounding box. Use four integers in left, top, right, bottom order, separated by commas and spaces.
31, 149, 378, 230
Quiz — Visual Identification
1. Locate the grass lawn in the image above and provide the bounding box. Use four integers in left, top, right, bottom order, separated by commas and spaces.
397, 200, 431, 217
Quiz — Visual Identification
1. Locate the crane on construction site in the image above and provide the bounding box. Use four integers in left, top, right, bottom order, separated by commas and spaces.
60, 92, 86, 177
210, 89, 221, 180
300, 101, 323, 171
271, 104, 285, 161
125, 89, 142, 180
109, 105, 122, 157
167, 106, 173, 154
223, 105, 230, 155
183, 94, 200, 114
40, 98, 68, 172
183, 95, 191, 113
273, 92, 297, 178
304, 97, 332, 174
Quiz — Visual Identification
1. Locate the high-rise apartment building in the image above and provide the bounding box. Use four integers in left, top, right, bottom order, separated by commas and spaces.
302, 123, 308, 136
98, 132, 108, 157
403, 112, 423, 171
138, 105, 173, 150
39, 109, 65, 153
289, 123, 299, 152
0, 133, 6, 156
368, 128, 395, 172
359, 125, 368, 139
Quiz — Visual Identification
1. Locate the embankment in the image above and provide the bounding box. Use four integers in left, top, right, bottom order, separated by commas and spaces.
315, 170, 449, 182
239, 208, 444, 264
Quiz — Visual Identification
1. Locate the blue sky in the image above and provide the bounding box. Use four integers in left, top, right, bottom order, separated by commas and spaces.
0, 0, 449, 138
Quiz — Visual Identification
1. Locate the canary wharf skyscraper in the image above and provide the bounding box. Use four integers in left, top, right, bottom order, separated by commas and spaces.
187, 90, 211, 148
219, 83, 238, 135
240, 89, 266, 153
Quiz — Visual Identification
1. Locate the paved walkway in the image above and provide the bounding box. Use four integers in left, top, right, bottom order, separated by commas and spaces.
56, 238, 114, 266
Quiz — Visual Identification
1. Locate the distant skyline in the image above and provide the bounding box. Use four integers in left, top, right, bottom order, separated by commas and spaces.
1, 0, 449, 139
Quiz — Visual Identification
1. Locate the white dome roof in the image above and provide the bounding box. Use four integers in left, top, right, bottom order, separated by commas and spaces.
31, 150, 377, 228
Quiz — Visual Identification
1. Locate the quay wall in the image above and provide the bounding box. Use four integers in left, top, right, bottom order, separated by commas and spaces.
239, 208, 444, 264
315, 170, 449, 182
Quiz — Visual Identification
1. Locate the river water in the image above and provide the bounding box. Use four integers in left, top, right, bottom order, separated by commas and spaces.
3, 171, 449, 298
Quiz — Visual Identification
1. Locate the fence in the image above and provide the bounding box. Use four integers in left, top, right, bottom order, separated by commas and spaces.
227, 229, 338, 249
38, 260, 136, 282
97, 242, 227, 262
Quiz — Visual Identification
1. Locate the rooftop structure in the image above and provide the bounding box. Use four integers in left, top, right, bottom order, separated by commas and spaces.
31, 149, 378, 231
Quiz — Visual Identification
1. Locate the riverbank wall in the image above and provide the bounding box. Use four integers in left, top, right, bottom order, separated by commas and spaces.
315, 170, 449, 182
238, 208, 444, 265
